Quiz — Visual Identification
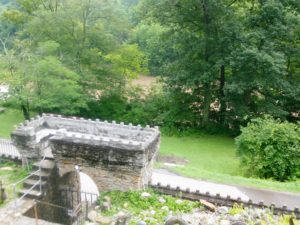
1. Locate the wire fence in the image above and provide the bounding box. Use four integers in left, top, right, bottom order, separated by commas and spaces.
27, 198, 92, 225
26, 188, 99, 225
59, 188, 99, 225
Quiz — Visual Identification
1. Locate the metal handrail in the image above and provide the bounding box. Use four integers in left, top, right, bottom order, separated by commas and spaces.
12, 169, 40, 186
13, 154, 47, 208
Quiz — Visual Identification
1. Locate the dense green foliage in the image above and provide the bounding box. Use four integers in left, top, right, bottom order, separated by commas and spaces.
133, 0, 300, 132
0, 0, 299, 134
236, 116, 300, 181
0, 0, 146, 119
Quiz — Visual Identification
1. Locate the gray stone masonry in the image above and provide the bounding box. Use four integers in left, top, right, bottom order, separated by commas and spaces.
11, 114, 160, 191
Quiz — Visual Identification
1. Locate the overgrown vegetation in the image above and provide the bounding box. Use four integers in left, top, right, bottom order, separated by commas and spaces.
236, 117, 300, 181
96, 190, 300, 225
228, 204, 300, 225
98, 189, 201, 225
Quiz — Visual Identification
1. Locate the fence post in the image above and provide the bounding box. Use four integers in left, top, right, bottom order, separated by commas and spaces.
0, 181, 2, 204
85, 201, 88, 220
39, 163, 42, 194
13, 184, 17, 208
34, 200, 39, 225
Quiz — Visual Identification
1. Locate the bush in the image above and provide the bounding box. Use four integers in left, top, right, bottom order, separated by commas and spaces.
235, 116, 300, 181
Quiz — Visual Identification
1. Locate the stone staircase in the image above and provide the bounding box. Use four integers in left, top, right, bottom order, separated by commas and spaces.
18, 158, 55, 200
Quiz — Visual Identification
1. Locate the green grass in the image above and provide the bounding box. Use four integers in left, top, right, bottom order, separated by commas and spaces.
0, 161, 29, 207
0, 109, 24, 138
159, 135, 300, 193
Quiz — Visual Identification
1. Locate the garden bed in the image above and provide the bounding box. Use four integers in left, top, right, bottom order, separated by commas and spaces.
86, 190, 300, 225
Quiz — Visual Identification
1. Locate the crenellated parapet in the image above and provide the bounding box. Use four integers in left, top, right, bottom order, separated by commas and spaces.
11, 114, 160, 191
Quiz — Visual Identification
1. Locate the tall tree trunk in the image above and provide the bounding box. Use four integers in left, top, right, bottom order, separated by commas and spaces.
201, 0, 212, 126
219, 65, 226, 124
202, 83, 212, 125
21, 103, 30, 120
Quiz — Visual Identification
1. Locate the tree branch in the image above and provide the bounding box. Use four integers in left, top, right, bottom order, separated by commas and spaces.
0, 33, 10, 55
227, 0, 238, 7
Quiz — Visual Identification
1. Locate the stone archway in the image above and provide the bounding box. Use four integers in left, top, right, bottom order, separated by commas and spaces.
58, 168, 99, 201
12, 114, 160, 192
79, 171, 99, 203
11, 114, 160, 225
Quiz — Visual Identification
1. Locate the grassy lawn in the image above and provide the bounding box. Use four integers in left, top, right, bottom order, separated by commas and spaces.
159, 135, 300, 193
0, 109, 24, 138
0, 161, 28, 207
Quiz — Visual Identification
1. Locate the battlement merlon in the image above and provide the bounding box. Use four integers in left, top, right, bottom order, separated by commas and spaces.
11, 114, 160, 160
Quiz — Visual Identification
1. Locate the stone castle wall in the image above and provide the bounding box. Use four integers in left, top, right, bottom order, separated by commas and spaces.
11, 114, 160, 191
50, 132, 160, 191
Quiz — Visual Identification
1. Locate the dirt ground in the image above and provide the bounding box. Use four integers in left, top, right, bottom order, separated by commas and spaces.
131, 75, 157, 88
157, 154, 189, 165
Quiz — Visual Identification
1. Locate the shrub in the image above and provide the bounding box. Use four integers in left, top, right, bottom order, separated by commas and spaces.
235, 116, 300, 181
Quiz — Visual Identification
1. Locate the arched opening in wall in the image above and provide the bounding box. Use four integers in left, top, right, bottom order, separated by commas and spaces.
56, 168, 100, 224
58, 166, 99, 206
79, 171, 99, 203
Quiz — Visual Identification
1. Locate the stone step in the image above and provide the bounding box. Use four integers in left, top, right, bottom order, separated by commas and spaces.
32, 159, 55, 171
29, 170, 51, 181
18, 189, 43, 199
44, 147, 54, 160
23, 179, 47, 190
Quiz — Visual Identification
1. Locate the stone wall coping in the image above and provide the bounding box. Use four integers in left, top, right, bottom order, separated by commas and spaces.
13, 114, 159, 133
42, 113, 159, 132
50, 133, 148, 151
150, 183, 300, 219
12, 114, 160, 150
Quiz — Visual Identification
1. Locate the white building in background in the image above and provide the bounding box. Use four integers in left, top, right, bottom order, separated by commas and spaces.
0, 84, 9, 99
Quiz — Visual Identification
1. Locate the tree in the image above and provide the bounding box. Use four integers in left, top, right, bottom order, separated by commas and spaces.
131, 22, 167, 75
135, 0, 300, 132
0, 40, 86, 119
236, 116, 300, 181
0, 0, 147, 119
226, 0, 300, 129
136, 0, 243, 129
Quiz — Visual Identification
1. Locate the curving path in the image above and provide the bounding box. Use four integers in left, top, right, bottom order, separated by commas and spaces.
152, 169, 300, 210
